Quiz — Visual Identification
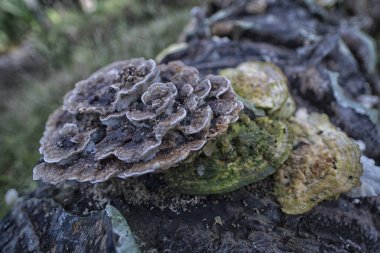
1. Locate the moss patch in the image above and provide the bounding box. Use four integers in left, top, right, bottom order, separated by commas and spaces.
164, 113, 293, 194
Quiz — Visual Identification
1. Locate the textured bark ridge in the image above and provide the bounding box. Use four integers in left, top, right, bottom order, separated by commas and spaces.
0, 197, 139, 253
0, 198, 118, 252
1, 177, 379, 252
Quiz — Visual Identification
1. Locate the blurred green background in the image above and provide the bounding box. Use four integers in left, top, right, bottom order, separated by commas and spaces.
0, 0, 201, 217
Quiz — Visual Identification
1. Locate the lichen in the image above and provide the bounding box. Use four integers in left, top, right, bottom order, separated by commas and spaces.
164, 113, 292, 194
33, 59, 243, 184
347, 156, 380, 198
328, 70, 378, 125
274, 109, 363, 214
155, 42, 189, 63
105, 205, 140, 253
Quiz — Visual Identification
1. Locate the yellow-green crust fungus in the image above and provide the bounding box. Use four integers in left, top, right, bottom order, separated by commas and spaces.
220, 61, 295, 119
270, 95, 296, 120
274, 109, 363, 215
164, 113, 293, 194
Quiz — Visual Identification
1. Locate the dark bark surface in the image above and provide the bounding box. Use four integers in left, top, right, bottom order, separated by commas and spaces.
1, 176, 379, 252
0, 198, 117, 253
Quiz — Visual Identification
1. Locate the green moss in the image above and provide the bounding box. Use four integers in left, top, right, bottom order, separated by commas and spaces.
164, 114, 293, 194
0, 0, 35, 53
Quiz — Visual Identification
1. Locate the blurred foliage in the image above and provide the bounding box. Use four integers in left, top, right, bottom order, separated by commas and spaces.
0, 0, 202, 218
0, 0, 36, 52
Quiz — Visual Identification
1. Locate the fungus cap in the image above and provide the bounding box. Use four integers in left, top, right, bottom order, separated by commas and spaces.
33, 59, 243, 184
274, 109, 363, 214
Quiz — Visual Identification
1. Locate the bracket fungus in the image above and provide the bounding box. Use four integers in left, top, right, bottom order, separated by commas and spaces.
274, 109, 363, 215
164, 113, 293, 194
33, 58, 243, 184
220, 61, 295, 119
164, 61, 296, 194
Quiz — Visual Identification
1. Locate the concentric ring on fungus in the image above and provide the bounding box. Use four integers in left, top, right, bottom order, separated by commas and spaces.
220, 61, 295, 119
274, 109, 363, 214
33, 58, 243, 184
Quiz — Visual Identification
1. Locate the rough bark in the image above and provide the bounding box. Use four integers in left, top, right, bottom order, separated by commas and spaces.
1, 176, 379, 252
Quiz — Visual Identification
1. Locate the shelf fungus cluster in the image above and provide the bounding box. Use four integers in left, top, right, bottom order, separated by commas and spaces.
166, 61, 363, 214
33, 58, 243, 184
274, 109, 362, 215
33, 56, 363, 215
